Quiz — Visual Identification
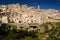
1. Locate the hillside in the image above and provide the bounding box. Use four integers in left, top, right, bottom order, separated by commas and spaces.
0, 22, 60, 40
0, 3, 60, 23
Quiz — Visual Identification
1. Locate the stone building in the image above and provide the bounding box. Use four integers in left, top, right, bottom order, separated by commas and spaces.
0, 4, 60, 23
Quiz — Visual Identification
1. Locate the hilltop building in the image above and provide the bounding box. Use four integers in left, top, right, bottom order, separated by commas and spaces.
0, 4, 60, 23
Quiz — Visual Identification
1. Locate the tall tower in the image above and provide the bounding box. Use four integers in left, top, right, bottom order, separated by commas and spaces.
38, 5, 40, 10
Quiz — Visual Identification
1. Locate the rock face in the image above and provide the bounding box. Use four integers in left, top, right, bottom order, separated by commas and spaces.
0, 3, 60, 23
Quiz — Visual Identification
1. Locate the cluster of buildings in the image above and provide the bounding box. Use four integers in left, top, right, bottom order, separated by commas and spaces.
0, 3, 60, 23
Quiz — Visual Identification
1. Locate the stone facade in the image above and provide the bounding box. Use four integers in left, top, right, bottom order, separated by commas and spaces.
0, 4, 60, 23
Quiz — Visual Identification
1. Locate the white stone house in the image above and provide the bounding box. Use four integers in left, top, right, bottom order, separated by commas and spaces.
2, 16, 8, 23
13, 17, 21, 23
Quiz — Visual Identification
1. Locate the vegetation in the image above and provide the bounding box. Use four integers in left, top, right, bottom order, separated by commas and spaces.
38, 22, 60, 40
0, 22, 60, 40
0, 23, 38, 40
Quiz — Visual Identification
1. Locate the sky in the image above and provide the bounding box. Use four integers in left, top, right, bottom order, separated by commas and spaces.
0, 0, 60, 10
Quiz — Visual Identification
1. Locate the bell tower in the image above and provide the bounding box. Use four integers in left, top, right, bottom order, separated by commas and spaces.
38, 5, 40, 10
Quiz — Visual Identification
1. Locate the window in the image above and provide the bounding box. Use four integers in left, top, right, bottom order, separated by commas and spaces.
0, 21, 2, 23
19, 21, 21, 23
48, 16, 53, 19
0, 9, 2, 12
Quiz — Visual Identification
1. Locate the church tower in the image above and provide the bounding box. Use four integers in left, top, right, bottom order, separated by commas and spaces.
38, 5, 40, 10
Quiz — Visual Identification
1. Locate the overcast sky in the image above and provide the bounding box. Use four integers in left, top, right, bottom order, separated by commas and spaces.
0, 0, 60, 10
